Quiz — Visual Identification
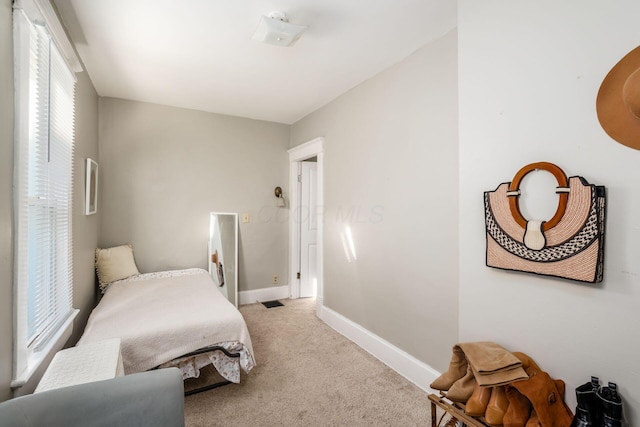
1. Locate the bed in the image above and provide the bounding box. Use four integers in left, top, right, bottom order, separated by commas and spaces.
77, 268, 255, 393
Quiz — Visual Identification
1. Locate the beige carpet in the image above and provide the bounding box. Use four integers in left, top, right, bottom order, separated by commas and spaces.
184, 298, 434, 426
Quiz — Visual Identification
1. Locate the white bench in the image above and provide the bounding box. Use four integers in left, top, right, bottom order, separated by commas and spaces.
35, 338, 124, 393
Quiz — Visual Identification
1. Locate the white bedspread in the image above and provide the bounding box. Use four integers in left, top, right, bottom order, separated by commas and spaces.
77, 269, 255, 379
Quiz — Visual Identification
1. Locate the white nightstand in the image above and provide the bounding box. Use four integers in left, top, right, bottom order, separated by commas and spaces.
35, 338, 124, 393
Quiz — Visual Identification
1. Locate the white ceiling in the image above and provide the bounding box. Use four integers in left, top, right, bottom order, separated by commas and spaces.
53, 0, 456, 124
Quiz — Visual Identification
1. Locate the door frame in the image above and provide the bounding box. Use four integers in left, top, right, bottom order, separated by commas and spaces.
287, 137, 324, 315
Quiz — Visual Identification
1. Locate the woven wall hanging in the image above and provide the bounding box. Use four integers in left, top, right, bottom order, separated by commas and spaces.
484, 162, 606, 283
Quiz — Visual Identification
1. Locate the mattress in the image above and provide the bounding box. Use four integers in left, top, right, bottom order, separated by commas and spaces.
77, 268, 255, 383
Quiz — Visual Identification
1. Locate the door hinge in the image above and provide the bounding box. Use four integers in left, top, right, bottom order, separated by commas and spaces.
297, 272, 301, 279
297, 174, 302, 182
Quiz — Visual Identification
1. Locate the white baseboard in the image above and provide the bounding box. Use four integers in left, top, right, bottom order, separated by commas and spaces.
319, 304, 441, 393
239, 286, 290, 305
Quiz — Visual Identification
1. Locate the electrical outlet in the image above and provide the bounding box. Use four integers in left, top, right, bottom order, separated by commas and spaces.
272, 274, 279, 284
242, 213, 250, 223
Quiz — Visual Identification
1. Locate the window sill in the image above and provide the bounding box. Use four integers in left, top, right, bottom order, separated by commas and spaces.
11, 309, 79, 389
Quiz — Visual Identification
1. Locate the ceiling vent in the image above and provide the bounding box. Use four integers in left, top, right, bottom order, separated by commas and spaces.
252, 11, 307, 47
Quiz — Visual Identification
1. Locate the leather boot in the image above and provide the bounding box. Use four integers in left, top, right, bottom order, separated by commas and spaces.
526, 410, 542, 427
504, 386, 532, 427
598, 382, 623, 427
446, 364, 476, 403
554, 379, 576, 425
510, 352, 573, 427
485, 386, 510, 426
431, 346, 468, 391
466, 383, 492, 417
570, 377, 602, 427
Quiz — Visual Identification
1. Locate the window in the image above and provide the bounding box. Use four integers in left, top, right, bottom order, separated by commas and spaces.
12, 0, 78, 386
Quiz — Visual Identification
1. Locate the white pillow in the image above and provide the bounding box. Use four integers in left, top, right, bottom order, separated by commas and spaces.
95, 244, 140, 291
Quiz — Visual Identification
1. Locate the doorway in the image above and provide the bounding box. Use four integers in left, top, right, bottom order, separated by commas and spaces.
288, 138, 324, 316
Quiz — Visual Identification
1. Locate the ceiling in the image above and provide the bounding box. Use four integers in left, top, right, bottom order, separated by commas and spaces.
53, 0, 456, 124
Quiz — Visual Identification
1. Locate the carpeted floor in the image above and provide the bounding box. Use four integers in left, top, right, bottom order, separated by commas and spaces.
184, 298, 433, 426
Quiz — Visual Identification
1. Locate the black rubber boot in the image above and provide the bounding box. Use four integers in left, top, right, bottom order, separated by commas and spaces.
570, 377, 601, 427
598, 382, 623, 427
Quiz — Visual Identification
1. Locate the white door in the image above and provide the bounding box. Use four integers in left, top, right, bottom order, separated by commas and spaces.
299, 161, 318, 298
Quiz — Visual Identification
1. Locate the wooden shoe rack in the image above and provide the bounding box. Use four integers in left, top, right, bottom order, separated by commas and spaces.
429, 393, 490, 427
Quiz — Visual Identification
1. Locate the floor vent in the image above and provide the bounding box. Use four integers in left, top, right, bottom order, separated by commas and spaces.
262, 300, 284, 308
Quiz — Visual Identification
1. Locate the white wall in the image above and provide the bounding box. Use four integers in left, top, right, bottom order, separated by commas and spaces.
459, 1, 640, 422
291, 30, 459, 372
98, 98, 290, 292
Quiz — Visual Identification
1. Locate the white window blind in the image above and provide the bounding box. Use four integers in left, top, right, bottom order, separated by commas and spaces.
13, 0, 78, 386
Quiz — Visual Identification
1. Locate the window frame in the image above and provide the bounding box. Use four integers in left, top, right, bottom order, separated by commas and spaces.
11, 0, 79, 388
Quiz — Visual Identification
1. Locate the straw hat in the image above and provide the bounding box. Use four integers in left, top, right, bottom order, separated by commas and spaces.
596, 45, 640, 150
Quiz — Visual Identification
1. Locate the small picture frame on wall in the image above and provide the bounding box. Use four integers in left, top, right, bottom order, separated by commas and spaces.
85, 158, 98, 215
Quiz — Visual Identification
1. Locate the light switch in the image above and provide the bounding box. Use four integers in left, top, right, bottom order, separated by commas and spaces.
242, 213, 250, 223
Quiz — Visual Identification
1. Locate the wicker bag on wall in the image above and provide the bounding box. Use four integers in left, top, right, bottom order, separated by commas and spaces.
484, 162, 606, 283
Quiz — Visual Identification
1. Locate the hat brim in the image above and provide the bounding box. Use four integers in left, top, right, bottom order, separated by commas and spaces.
596, 45, 640, 150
